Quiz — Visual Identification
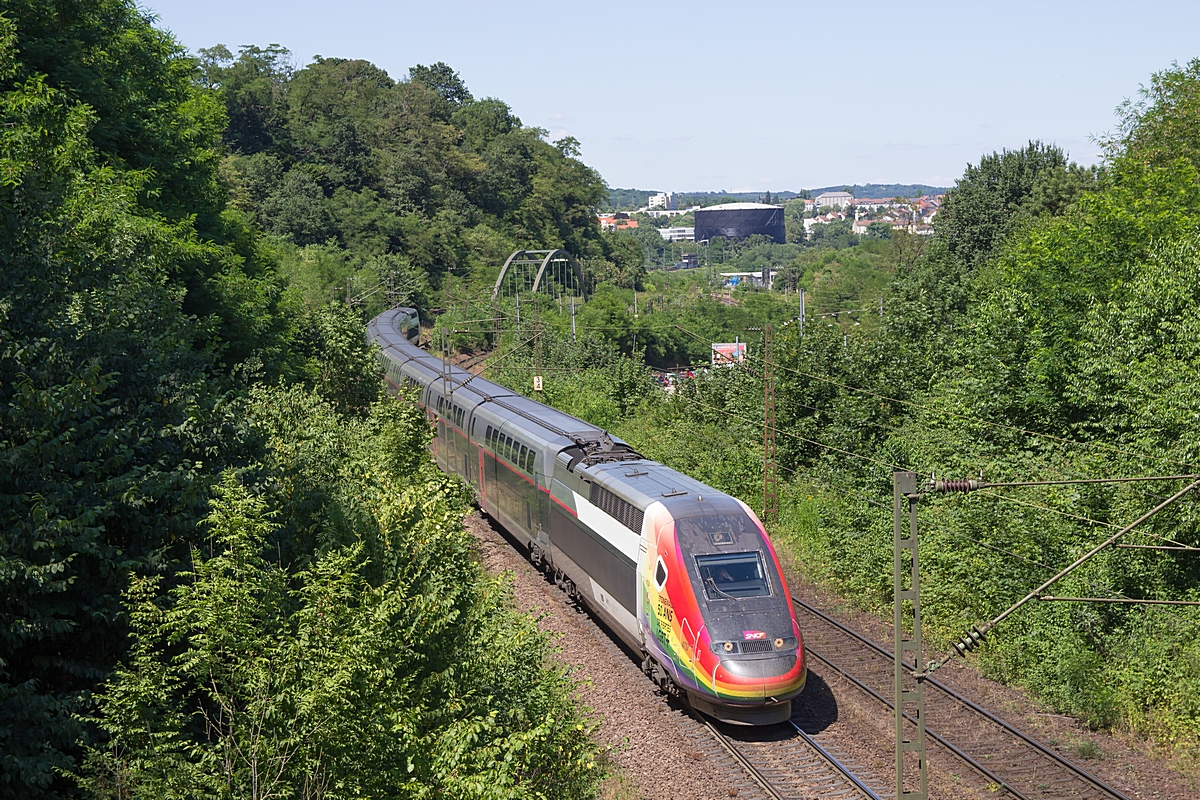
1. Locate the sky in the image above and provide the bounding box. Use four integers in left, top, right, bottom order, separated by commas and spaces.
143, 0, 1200, 193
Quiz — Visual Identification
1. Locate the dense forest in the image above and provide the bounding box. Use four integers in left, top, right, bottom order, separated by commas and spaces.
0, 3, 602, 798
478, 63, 1200, 767
195, 44, 650, 317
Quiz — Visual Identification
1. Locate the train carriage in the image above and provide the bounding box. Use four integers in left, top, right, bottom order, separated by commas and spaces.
369, 307, 806, 725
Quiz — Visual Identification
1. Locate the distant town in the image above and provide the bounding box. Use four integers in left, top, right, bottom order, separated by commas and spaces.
598, 186, 947, 243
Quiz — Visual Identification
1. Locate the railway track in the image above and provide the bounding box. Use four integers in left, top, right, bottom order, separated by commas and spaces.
697, 711, 886, 800
791, 596, 1131, 800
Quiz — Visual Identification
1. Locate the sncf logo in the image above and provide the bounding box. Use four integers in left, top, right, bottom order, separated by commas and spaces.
742, 630, 766, 640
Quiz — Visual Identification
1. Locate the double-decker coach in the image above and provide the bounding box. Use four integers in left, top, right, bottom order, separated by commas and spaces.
369, 307, 806, 725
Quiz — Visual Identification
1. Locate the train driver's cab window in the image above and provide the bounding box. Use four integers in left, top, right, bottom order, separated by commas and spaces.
694, 552, 771, 600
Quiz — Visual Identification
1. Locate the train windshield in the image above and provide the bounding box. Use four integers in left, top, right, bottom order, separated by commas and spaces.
695, 552, 771, 599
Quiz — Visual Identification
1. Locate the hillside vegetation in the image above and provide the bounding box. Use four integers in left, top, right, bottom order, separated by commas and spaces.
199, 45, 642, 316
0, 4, 599, 798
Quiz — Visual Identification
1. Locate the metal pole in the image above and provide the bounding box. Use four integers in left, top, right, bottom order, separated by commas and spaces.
894, 471, 928, 800
570, 296, 576, 341
762, 325, 778, 523
799, 288, 806, 335
933, 477, 1200, 671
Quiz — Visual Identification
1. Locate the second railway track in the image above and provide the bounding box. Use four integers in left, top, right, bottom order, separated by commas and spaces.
791, 595, 1131, 800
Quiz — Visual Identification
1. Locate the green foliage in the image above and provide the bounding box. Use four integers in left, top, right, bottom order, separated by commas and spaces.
763, 81, 1200, 755
935, 140, 1099, 270
0, 6, 294, 792
84, 447, 600, 799
0, 7, 607, 797
204, 47, 607, 308
293, 303, 384, 415
1105, 57, 1200, 173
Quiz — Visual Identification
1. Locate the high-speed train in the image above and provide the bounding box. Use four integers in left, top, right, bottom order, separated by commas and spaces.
369, 307, 806, 725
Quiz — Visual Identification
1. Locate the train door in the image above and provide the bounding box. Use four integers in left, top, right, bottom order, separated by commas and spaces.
477, 443, 487, 507
467, 418, 479, 491
534, 458, 550, 552
636, 536, 650, 649
431, 395, 446, 472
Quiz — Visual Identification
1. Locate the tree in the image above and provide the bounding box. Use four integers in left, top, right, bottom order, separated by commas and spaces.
408, 61, 473, 109
934, 141, 1096, 270
261, 168, 336, 245
198, 44, 293, 154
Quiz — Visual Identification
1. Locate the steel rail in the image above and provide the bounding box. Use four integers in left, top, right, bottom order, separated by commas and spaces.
791, 595, 1132, 800
798, 636, 1029, 800
787, 721, 885, 800
692, 713, 787, 800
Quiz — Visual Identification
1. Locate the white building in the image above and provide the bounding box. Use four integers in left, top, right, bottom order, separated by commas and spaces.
814, 191, 854, 209
648, 191, 677, 210
644, 206, 698, 218
658, 226, 695, 242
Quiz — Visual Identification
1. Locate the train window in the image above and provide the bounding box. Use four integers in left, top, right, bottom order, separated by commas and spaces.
519, 445, 528, 469
694, 552, 771, 599
470, 419, 475, 437
486, 425, 493, 444
526, 449, 535, 474
504, 436, 513, 461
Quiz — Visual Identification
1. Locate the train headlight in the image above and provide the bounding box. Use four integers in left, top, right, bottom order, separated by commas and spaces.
723, 641, 735, 653
774, 638, 785, 649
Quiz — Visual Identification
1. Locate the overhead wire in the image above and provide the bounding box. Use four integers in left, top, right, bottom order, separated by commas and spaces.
766, 459, 1141, 604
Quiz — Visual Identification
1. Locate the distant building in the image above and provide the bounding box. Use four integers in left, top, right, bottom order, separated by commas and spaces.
648, 192, 677, 210
720, 270, 777, 289
854, 197, 900, 212
694, 202, 785, 244
814, 191, 854, 209
658, 226, 695, 242
598, 212, 638, 231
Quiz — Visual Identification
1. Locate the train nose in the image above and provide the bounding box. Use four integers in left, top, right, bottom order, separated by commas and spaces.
715, 654, 800, 700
